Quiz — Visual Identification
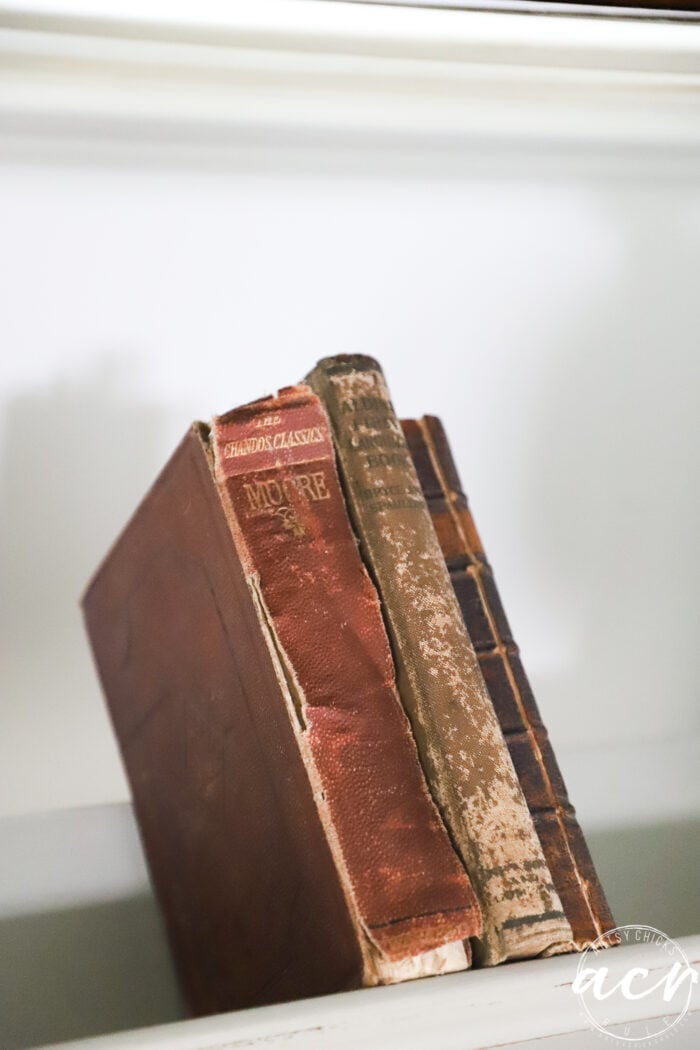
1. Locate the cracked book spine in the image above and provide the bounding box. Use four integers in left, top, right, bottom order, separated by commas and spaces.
82, 404, 479, 1020
402, 413, 616, 951
308, 356, 573, 966
210, 385, 481, 978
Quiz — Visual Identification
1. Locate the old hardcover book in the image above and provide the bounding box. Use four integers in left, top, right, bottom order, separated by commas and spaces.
402, 414, 616, 950
83, 386, 480, 1018
308, 356, 573, 966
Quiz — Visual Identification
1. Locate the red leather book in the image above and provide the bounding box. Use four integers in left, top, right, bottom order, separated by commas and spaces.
82, 388, 480, 1018
402, 414, 616, 951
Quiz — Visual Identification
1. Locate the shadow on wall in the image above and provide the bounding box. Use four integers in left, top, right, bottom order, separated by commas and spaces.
587, 819, 700, 941
0, 356, 167, 647
0, 357, 171, 814
0, 896, 184, 1050
519, 191, 700, 750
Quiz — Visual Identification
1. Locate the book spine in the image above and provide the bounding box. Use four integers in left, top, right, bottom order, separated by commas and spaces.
211, 386, 481, 976
402, 414, 616, 950
307, 357, 573, 965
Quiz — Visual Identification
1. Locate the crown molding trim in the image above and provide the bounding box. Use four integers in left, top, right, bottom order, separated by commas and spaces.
0, 0, 698, 149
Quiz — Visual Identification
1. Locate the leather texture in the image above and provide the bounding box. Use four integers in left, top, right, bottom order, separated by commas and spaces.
83, 426, 366, 1015
211, 386, 481, 963
83, 408, 479, 1017
308, 357, 573, 966
402, 414, 617, 951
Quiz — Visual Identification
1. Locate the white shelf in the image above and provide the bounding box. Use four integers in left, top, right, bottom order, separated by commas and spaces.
41, 935, 700, 1050
1, 803, 698, 1050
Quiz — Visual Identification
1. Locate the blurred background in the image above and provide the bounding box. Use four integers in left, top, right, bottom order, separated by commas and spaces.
0, 1, 698, 1047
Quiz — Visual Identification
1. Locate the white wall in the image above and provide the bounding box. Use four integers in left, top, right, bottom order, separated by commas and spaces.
2, 138, 698, 826
0, 0, 698, 834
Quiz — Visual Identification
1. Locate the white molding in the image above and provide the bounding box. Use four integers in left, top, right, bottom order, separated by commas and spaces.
0, 0, 698, 149
1, 0, 698, 69
346, 0, 700, 19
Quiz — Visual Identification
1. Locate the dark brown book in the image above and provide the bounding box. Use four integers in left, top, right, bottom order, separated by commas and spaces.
82, 390, 480, 1017
402, 414, 616, 950
308, 357, 572, 966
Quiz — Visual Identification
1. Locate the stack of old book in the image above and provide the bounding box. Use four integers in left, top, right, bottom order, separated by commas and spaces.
83, 356, 616, 1017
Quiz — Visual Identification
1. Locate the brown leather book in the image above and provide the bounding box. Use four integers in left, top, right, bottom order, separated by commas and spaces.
402, 414, 616, 950
307, 356, 573, 966
82, 387, 480, 1017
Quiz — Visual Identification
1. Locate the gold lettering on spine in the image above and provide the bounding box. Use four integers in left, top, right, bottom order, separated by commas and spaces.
223, 426, 325, 460
310, 472, 329, 501
243, 472, 331, 518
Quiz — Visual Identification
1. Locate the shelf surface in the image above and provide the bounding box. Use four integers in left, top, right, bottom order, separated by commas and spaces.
2, 801, 698, 1050
41, 934, 700, 1050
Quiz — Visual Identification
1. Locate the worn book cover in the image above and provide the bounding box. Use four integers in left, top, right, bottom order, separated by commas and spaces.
402, 414, 616, 950
308, 355, 573, 965
82, 388, 479, 1016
